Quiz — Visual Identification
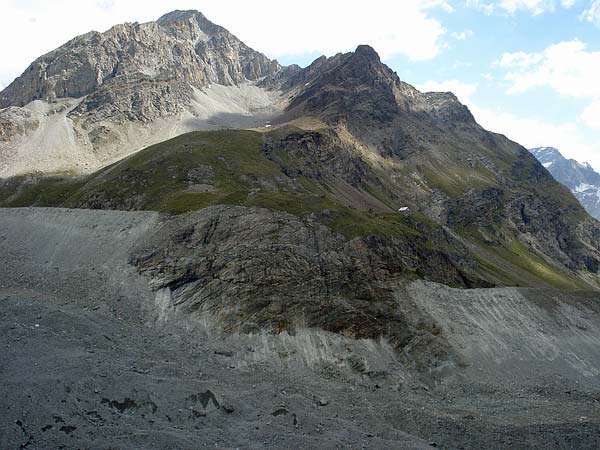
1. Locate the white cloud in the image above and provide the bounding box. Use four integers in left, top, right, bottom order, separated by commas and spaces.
451, 30, 474, 40
221, 0, 448, 61
0, 0, 449, 87
581, 0, 600, 27
466, 0, 496, 14
495, 51, 544, 68
498, 0, 549, 14
492, 39, 600, 170
424, 0, 455, 13
581, 100, 600, 129
499, 40, 600, 97
473, 105, 600, 169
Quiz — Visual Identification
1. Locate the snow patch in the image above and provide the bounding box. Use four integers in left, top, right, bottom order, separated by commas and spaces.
575, 183, 596, 193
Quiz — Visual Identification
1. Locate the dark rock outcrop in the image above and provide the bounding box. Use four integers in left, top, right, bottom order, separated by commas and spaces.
130, 205, 480, 370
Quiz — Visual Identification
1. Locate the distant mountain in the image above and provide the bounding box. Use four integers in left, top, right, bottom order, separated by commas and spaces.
530, 147, 600, 220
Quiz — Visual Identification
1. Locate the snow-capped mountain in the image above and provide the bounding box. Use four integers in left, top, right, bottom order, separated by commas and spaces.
530, 147, 600, 220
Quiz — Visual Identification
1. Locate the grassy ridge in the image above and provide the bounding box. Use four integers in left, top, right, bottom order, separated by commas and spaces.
0, 130, 432, 241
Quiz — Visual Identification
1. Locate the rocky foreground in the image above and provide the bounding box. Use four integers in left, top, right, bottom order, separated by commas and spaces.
1, 208, 599, 449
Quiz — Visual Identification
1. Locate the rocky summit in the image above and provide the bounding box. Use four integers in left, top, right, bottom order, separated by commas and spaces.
1, 9, 600, 450
0, 10, 279, 109
0, 10, 283, 176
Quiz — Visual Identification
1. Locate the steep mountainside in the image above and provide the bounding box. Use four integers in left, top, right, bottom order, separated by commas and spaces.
531, 146, 600, 220
0, 129, 597, 291
0, 10, 283, 176
272, 46, 600, 288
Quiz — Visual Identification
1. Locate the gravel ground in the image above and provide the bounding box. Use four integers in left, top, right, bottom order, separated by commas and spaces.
1, 208, 600, 449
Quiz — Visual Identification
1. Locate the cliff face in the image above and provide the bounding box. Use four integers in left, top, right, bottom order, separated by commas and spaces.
0, 10, 280, 109
129, 205, 472, 371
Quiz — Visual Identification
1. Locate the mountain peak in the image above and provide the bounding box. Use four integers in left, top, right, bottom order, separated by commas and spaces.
157, 10, 207, 24
282, 44, 402, 124
156, 9, 224, 37
0, 10, 279, 109
530, 147, 566, 164
353, 44, 381, 61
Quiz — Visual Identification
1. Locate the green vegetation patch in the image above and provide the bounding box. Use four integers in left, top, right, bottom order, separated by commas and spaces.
0, 174, 86, 207
421, 163, 497, 198
463, 226, 592, 290
83, 130, 282, 211
0, 130, 432, 242
497, 239, 590, 290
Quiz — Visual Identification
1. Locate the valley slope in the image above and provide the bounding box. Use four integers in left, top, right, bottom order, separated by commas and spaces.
2, 207, 600, 450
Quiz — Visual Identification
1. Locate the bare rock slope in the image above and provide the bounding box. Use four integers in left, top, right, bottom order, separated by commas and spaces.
1, 207, 600, 449
0, 10, 284, 176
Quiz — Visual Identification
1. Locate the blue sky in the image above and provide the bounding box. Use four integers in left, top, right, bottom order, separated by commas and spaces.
1, 0, 600, 169
403, 2, 600, 171
275, 1, 600, 170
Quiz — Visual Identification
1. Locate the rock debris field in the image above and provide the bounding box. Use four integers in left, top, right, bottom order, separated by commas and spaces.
1, 208, 600, 449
